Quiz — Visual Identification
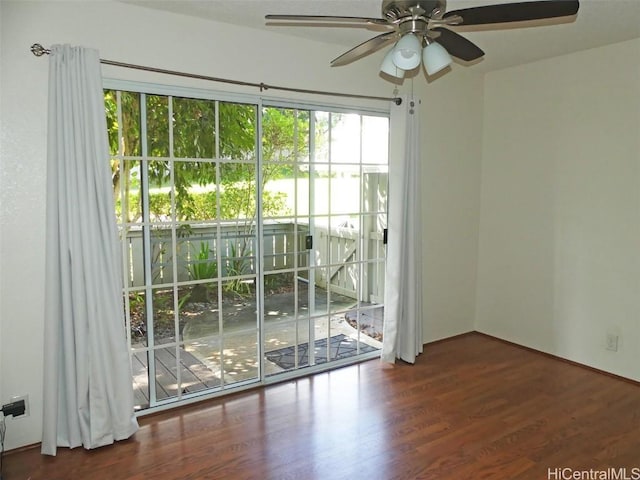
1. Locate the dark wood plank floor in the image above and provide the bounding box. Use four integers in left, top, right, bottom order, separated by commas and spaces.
6, 333, 640, 479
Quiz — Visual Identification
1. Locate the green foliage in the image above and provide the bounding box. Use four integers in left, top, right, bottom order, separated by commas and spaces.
148, 192, 171, 220
127, 291, 146, 342
262, 107, 310, 182
219, 102, 256, 161
105, 90, 119, 155
188, 241, 217, 280
262, 107, 309, 163
107, 90, 143, 223
146, 95, 169, 157
107, 92, 305, 305
106, 92, 302, 222
223, 243, 253, 297
125, 188, 289, 222
173, 96, 216, 158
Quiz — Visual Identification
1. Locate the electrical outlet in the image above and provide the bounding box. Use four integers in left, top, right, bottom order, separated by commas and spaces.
10, 394, 29, 418
606, 333, 619, 352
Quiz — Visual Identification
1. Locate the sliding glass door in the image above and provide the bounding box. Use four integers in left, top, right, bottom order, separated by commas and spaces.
261, 107, 388, 378
106, 83, 388, 411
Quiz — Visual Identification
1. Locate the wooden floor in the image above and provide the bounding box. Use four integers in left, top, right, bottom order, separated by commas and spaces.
6, 333, 640, 479
132, 348, 221, 408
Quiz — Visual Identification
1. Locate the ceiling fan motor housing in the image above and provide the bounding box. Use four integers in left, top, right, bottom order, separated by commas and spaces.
382, 0, 446, 21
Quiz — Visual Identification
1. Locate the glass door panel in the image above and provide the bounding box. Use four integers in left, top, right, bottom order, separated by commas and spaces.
109, 87, 387, 410
261, 107, 313, 375
262, 107, 387, 378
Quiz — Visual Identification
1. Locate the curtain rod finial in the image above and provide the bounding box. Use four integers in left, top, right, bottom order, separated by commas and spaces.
31, 43, 50, 57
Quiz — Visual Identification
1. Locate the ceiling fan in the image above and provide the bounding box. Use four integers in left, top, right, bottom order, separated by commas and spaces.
266, 0, 579, 78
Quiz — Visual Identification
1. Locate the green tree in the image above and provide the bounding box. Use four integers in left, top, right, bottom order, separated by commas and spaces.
106, 90, 142, 223
106, 92, 309, 222
106, 91, 314, 296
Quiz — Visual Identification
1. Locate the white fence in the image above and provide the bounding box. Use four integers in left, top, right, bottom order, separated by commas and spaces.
122, 220, 385, 303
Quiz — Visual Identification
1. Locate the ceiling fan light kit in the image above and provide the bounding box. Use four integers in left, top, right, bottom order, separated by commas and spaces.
266, 0, 579, 81
381, 48, 406, 78
382, 35, 453, 77
391, 33, 422, 70
422, 41, 452, 75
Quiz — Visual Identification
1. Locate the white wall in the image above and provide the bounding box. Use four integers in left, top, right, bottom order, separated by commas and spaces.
418, 72, 484, 341
0, 1, 483, 449
476, 38, 640, 381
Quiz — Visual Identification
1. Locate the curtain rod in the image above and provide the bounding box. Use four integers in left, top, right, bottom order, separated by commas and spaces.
30, 44, 402, 105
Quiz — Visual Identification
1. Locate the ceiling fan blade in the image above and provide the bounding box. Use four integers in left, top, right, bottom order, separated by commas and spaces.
444, 0, 579, 25
432, 28, 484, 61
331, 31, 397, 67
265, 14, 389, 26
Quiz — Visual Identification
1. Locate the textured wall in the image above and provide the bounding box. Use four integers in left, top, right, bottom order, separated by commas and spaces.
0, 0, 484, 449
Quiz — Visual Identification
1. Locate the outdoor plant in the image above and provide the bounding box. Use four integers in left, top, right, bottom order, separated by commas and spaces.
186, 240, 217, 303
188, 241, 218, 280
128, 291, 146, 342
223, 242, 253, 297
151, 234, 170, 284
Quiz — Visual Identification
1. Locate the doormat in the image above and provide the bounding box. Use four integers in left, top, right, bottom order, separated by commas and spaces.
265, 334, 379, 371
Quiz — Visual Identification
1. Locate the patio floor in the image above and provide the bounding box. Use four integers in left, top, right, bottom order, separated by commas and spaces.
131, 287, 383, 409
132, 347, 220, 407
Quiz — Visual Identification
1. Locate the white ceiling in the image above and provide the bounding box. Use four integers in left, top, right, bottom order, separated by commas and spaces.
122, 0, 640, 72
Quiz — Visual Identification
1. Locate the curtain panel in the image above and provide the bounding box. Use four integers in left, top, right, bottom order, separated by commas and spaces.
382, 96, 424, 364
42, 45, 138, 455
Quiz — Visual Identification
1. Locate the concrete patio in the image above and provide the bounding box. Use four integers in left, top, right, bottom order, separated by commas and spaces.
131, 285, 383, 409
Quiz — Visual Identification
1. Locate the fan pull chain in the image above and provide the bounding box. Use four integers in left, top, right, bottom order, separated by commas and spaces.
409, 78, 415, 114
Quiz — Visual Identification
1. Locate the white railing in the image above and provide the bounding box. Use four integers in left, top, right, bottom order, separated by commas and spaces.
312, 221, 385, 303
122, 220, 385, 303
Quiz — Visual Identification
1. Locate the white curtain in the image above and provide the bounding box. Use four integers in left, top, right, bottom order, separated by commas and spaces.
42, 45, 139, 456
381, 96, 424, 364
